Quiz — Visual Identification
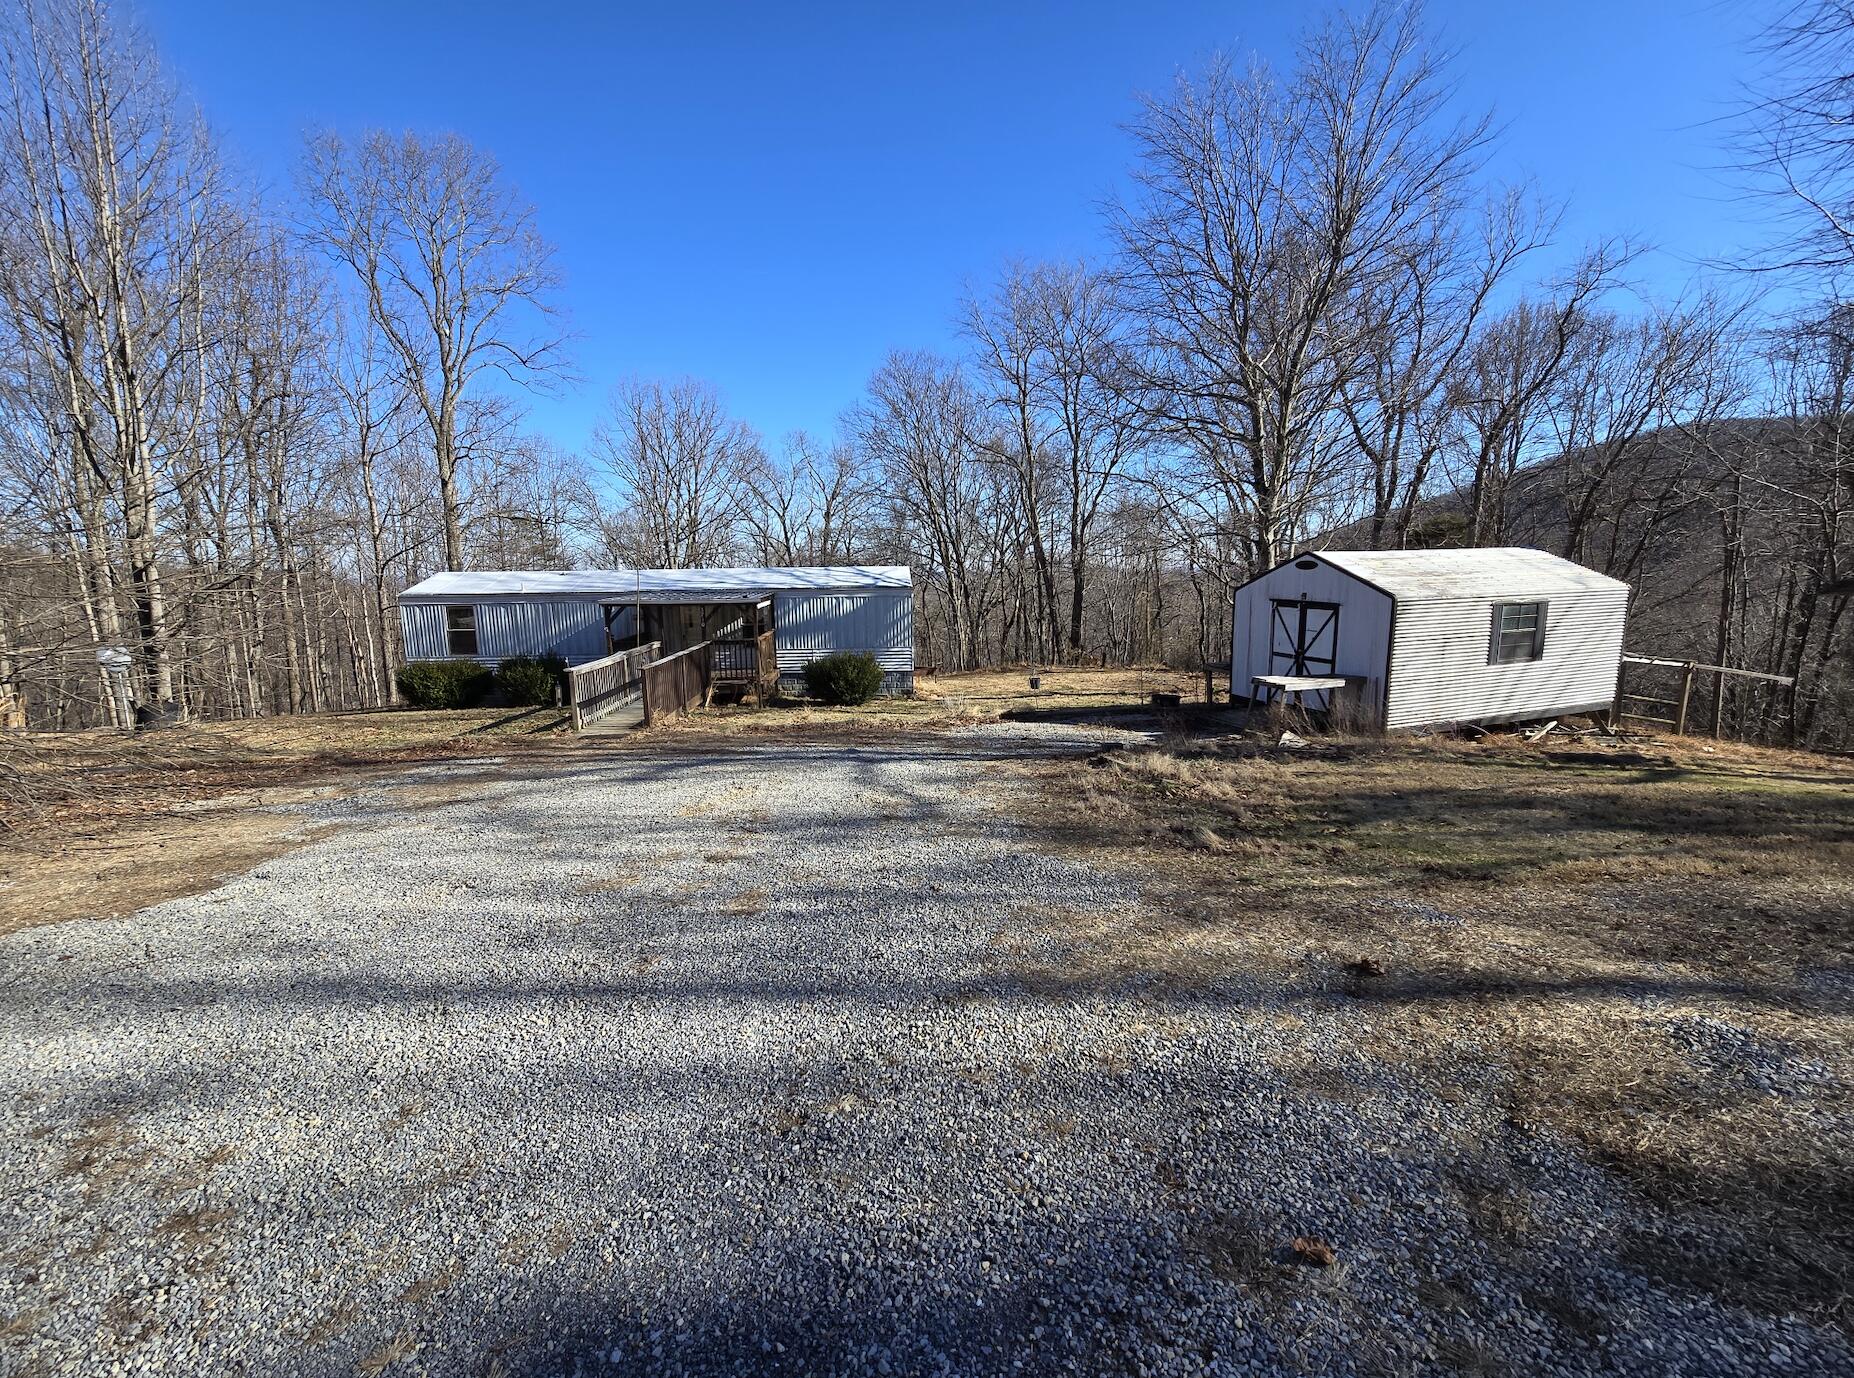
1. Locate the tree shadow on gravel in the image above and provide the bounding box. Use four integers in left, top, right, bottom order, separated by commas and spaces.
10, 735, 1854, 1377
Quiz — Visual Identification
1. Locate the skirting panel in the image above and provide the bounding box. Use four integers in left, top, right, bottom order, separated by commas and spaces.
780, 671, 914, 697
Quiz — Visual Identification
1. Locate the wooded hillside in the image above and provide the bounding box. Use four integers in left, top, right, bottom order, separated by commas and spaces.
2, 0, 1848, 747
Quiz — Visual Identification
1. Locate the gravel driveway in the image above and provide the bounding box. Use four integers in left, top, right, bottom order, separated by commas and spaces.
1, 735, 1845, 1377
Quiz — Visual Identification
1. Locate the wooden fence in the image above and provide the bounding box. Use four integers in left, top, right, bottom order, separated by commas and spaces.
1611, 653, 1794, 737
565, 641, 660, 731
642, 642, 713, 725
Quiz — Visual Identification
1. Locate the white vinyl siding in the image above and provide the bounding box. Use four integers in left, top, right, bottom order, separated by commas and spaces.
773, 591, 914, 673
1384, 587, 1628, 729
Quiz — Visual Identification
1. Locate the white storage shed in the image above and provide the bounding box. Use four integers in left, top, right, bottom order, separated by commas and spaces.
398, 565, 916, 693
1230, 547, 1629, 730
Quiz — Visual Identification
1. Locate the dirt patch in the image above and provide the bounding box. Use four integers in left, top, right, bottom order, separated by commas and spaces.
0, 707, 574, 841
0, 711, 569, 933
383, 770, 519, 808
0, 799, 348, 938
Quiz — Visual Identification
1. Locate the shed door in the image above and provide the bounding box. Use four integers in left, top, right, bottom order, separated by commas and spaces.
1270, 600, 1339, 675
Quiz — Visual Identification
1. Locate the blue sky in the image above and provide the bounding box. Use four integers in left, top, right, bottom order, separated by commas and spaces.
142, 0, 1763, 452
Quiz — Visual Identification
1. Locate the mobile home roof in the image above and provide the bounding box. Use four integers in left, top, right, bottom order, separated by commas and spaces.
399, 566, 912, 603
1312, 548, 1628, 600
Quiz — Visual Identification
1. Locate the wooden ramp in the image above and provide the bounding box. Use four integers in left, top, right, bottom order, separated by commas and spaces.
566, 643, 659, 735
578, 700, 645, 735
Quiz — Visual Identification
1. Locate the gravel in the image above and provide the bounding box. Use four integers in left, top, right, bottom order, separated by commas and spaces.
1662, 1013, 1842, 1099
1, 732, 1847, 1377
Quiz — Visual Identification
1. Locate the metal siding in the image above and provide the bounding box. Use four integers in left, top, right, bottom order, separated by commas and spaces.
474, 599, 609, 664
773, 591, 915, 673
1231, 562, 1392, 715
1383, 587, 1629, 730
402, 565, 912, 600
398, 598, 610, 666
399, 603, 449, 661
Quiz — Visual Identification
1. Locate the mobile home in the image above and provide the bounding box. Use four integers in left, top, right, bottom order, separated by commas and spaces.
398, 565, 915, 693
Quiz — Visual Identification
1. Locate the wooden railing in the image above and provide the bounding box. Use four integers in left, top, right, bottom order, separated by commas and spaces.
642, 642, 713, 725
710, 629, 778, 698
1611, 653, 1795, 736
566, 641, 660, 731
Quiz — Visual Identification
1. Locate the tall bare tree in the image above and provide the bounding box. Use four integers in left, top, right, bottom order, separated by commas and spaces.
855, 353, 1000, 670
1337, 189, 1552, 546
1113, 0, 1493, 571
965, 261, 1143, 659
0, 0, 229, 719
745, 431, 879, 565
1740, 1, 1854, 275
301, 129, 568, 570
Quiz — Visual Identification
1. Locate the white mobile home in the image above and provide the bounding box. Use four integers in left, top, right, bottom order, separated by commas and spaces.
398, 565, 915, 693
1230, 547, 1629, 730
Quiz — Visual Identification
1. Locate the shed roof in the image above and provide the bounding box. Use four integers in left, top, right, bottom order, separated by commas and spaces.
399, 565, 912, 604
1311, 547, 1628, 600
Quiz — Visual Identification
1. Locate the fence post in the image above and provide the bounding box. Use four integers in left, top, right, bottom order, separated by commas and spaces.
1674, 662, 1696, 735
1609, 659, 1627, 730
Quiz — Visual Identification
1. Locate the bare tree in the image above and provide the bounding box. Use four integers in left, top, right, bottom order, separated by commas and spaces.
1113, 0, 1494, 570
1337, 188, 1553, 546
1030, 264, 1146, 656
0, 0, 231, 719
854, 353, 999, 670
1446, 243, 1636, 546
965, 261, 1143, 659
1739, 1, 1854, 274
301, 129, 568, 570
588, 378, 762, 567
1541, 295, 1742, 570
744, 430, 878, 565
1748, 310, 1853, 741
964, 266, 1065, 659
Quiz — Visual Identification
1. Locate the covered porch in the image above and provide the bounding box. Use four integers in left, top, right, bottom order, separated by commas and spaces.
599, 594, 777, 698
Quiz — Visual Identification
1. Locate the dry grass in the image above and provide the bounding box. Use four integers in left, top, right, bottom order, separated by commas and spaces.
646, 665, 1207, 740
395, 1261, 461, 1308
153, 1204, 238, 1253
1, 670, 1192, 931
356, 1331, 416, 1375
0, 705, 572, 835
720, 884, 769, 917
1014, 728, 1854, 1328
0, 707, 584, 934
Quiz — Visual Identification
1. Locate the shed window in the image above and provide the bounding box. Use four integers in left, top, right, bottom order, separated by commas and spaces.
445, 605, 478, 656
1489, 601, 1546, 664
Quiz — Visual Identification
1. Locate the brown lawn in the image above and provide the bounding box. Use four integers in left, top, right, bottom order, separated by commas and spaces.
1012, 728, 1854, 1328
